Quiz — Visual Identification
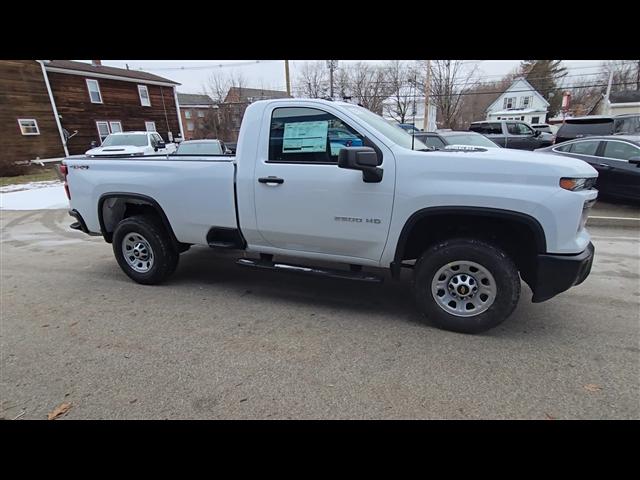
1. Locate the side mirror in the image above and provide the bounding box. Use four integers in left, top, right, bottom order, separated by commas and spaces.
629, 156, 640, 166
533, 130, 541, 137
157, 141, 166, 149
90, 140, 98, 148
338, 147, 383, 183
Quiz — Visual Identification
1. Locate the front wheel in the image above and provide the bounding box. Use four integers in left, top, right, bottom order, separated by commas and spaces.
112, 215, 179, 285
414, 238, 521, 334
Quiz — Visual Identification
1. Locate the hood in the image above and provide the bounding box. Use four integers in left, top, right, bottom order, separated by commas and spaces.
85, 145, 146, 156
401, 146, 598, 183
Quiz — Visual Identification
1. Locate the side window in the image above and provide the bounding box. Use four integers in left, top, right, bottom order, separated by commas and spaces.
554, 143, 573, 153
571, 140, 600, 156
506, 122, 519, 135
602, 141, 640, 161
614, 116, 640, 134
268, 107, 365, 163
149, 134, 158, 148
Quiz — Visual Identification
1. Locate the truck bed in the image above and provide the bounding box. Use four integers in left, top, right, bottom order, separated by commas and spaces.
64, 154, 238, 245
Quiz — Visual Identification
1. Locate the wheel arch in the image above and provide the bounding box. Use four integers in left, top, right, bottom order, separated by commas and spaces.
390, 206, 547, 280
97, 192, 179, 248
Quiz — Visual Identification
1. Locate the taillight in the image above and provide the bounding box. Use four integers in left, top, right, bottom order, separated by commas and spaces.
59, 163, 70, 200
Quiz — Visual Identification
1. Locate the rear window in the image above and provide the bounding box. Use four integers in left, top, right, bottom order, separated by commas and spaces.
613, 116, 640, 134
469, 123, 502, 135
176, 142, 223, 155
557, 119, 614, 137
416, 135, 446, 149
101, 134, 148, 147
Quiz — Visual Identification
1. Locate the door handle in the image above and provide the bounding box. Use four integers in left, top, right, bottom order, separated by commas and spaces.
597, 163, 612, 170
258, 176, 284, 185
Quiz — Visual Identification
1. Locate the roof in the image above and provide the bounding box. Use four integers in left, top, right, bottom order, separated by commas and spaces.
179, 139, 221, 143
489, 108, 546, 115
552, 135, 640, 144
43, 60, 179, 85
225, 86, 291, 102
109, 131, 151, 135
177, 93, 215, 106
438, 131, 483, 137
610, 90, 640, 104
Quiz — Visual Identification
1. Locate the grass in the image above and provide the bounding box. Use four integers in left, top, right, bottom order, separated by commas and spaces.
0, 168, 60, 187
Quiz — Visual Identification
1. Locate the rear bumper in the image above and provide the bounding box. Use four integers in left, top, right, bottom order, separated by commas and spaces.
531, 242, 595, 303
68, 209, 100, 236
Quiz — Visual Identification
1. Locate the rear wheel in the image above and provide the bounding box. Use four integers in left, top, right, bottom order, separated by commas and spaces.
112, 215, 179, 285
414, 238, 520, 334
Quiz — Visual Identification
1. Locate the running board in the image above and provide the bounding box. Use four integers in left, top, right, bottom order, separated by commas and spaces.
236, 258, 383, 283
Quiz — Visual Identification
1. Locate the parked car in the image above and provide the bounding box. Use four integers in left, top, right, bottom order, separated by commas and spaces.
414, 131, 501, 150
85, 132, 177, 157
63, 98, 597, 334
174, 139, 231, 156
469, 120, 553, 150
397, 123, 421, 134
555, 114, 640, 144
535, 135, 640, 202
328, 127, 364, 155
530, 123, 556, 144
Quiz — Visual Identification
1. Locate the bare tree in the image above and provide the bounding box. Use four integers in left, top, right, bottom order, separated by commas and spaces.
383, 61, 416, 124
416, 60, 479, 129
205, 70, 247, 103
295, 61, 328, 98
601, 60, 640, 92
348, 62, 390, 114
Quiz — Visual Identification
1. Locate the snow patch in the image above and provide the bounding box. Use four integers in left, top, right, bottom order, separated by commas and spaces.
0, 185, 69, 210
0, 180, 62, 194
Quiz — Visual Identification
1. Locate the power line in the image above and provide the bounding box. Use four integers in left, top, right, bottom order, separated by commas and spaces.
130, 60, 281, 71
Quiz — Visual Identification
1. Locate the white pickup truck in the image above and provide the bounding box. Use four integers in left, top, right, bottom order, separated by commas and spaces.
63, 99, 598, 333
85, 131, 177, 157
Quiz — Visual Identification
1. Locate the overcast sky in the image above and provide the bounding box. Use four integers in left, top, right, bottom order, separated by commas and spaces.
81, 60, 609, 94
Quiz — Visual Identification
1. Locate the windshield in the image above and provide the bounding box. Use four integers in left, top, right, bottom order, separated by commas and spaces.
101, 134, 149, 147
443, 134, 500, 148
343, 105, 428, 150
176, 142, 223, 155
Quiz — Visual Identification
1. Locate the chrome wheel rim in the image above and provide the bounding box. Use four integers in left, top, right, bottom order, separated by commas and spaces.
122, 233, 154, 273
431, 260, 496, 317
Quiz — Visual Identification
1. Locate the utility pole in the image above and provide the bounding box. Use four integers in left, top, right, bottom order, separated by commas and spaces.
326, 60, 338, 99
604, 69, 614, 115
636, 59, 639, 91
284, 60, 291, 96
423, 60, 432, 131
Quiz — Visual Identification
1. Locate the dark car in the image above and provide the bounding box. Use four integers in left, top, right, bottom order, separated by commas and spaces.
555, 114, 640, 144
535, 135, 640, 202
469, 120, 553, 150
414, 131, 501, 150
174, 139, 231, 156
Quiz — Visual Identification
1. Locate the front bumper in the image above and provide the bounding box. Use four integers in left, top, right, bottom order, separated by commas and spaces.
531, 242, 595, 303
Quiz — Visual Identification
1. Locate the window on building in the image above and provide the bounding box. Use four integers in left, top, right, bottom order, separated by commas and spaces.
520, 96, 532, 108
503, 97, 515, 109
138, 85, 151, 107
197, 110, 205, 118
531, 116, 540, 124
145, 121, 156, 132
86, 79, 103, 104
268, 107, 365, 163
185, 110, 192, 119
96, 121, 110, 143
109, 121, 123, 133
17, 119, 40, 135
187, 121, 195, 131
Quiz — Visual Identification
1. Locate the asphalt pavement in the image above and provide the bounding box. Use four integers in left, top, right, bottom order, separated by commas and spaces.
1, 209, 638, 419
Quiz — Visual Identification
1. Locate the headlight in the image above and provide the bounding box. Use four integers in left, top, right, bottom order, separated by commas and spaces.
560, 177, 597, 191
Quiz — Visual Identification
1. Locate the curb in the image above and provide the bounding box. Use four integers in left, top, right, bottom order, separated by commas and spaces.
587, 216, 640, 228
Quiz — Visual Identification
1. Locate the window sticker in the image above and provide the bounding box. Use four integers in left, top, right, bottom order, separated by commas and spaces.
282, 120, 328, 153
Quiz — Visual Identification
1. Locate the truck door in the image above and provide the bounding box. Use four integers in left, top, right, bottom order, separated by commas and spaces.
506, 122, 538, 150
252, 105, 395, 262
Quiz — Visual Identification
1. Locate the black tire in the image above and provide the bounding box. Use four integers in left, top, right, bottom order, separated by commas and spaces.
112, 215, 179, 285
414, 238, 520, 334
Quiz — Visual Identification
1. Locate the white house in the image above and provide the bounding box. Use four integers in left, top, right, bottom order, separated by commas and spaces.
486, 77, 549, 124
